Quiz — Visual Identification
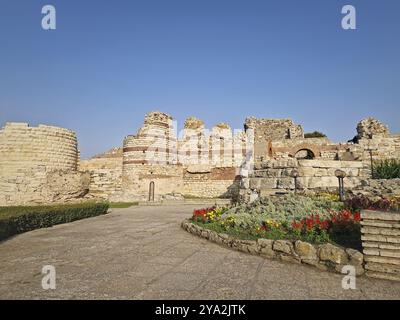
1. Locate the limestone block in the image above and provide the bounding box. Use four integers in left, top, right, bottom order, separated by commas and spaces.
295, 240, 318, 261
364, 255, 400, 266
346, 248, 364, 265
365, 262, 400, 275
257, 238, 274, 249
361, 210, 400, 221
273, 240, 294, 255
259, 178, 277, 189
318, 243, 348, 265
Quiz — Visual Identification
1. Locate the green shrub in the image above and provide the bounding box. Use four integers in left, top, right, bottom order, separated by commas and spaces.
372, 159, 400, 179
304, 131, 327, 138
0, 202, 109, 241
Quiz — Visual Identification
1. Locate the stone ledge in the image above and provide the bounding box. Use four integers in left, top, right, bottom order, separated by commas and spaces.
181, 219, 365, 277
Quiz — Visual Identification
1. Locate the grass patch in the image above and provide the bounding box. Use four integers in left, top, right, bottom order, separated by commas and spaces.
109, 202, 139, 208
0, 202, 109, 241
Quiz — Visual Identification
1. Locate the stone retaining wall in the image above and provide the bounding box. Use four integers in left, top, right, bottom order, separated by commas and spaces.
181, 220, 364, 276
352, 179, 400, 199
361, 210, 400, 281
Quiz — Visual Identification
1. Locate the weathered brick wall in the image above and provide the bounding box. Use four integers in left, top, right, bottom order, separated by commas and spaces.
0, 122, 88, 205
361, 210, 400, 281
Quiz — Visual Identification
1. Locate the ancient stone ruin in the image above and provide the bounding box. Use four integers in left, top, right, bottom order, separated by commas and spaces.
0, 113, 399, 205
0, 123, 89, 205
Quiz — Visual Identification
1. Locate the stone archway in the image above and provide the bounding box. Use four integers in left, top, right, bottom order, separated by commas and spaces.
294, 149, 315, 159
288, 144, 321, 158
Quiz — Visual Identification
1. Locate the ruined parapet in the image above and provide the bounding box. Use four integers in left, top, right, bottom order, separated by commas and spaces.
348, 118, 400, 162
183, 116, 204, 130
356, 117, 389, 140
0, 122, 88, 205
244, 117, 304, 141
209, 123, 234, 167
179, 116, 207, 165
92, 147, 123, 159
244, 117, 304, 162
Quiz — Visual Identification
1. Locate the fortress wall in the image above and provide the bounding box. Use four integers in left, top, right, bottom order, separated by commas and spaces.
247, 159, 369, 194
0, 122, 78, 175
354, 135, 400, 162
79, 157, 123, 201
0, 122, 88, 205
121, 164, 184, 201
182, 166, 240, 198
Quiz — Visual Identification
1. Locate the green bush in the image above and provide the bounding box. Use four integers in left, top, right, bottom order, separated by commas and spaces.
304, 131, 327, 138
0, 202, 109, 241
372, 159, 400, 179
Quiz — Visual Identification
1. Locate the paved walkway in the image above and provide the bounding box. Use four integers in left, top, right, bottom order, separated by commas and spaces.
1, 205, 399, 300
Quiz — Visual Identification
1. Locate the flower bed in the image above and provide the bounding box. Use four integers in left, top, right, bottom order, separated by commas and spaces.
184, 193, 400, 277
181, 220, 365, 276
191, 194, 362, 250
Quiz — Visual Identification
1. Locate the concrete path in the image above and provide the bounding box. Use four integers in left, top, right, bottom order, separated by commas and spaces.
0, 205, 399, 300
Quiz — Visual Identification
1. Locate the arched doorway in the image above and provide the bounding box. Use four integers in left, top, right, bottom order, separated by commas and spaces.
148, 181, 155, 202
294, 149, 315, 160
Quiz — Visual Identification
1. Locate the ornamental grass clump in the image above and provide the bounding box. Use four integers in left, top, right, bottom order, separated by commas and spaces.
372, 159, 400, 179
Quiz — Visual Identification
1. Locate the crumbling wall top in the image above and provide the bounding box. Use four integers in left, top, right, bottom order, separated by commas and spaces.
357, 117, 389, 139
184, 116, 204, 130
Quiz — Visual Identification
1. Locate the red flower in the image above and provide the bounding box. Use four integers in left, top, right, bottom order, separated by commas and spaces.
353, 212, 361, 222
192, 206, 216, 222
292, 214, 330, 231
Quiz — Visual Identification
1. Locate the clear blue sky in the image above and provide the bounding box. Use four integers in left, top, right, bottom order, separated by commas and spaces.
0, 0, 399, 159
